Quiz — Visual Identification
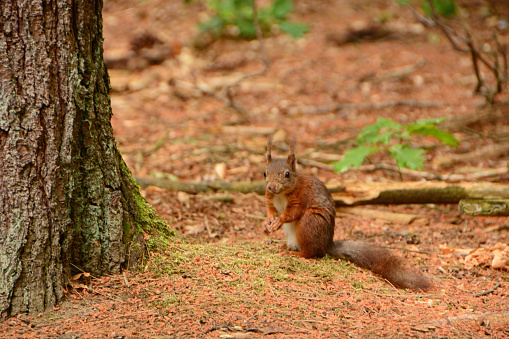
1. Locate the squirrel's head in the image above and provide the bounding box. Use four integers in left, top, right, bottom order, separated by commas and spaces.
264, 137, 297, 194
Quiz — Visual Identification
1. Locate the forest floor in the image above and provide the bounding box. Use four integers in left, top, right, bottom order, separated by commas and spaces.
2, 0, 509, 338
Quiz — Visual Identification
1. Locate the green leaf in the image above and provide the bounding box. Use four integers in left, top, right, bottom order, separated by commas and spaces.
378, 130, 394, 145
422, 0, 457, 18
357, 118, 401, 145
271, 0, 293, 19
333, 146, 378, 173
406, 125, 458, 147
279, 21, 309, 38
395, 0, 413, 5
412, 117, 445, 126
236, 19, 256, 38
395, 130, 412, 140
388, 144, 425, 170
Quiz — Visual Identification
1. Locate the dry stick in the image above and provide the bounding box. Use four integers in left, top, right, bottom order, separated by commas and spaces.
246, 213, 265, 220
474, 282, 501, 297
484, 223, 509, 232
289, 100, 448, 116
361, 59, 426, 84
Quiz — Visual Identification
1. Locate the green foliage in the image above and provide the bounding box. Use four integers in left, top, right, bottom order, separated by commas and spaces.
396, 0, 457, 18
333, 117, 458, 173
198, 0, 309, 39
422, 0, 457, 17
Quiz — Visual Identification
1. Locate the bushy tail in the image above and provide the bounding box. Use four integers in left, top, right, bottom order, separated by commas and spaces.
328, 240, 431, 290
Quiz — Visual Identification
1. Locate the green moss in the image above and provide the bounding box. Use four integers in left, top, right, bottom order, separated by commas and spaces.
120, 160, 176, 253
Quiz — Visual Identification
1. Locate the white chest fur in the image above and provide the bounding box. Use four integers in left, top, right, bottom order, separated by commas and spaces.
273, 193, 287, 215
272, 193, 299, 251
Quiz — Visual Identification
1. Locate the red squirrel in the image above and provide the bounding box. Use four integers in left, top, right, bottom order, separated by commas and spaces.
262, 137, 431, 290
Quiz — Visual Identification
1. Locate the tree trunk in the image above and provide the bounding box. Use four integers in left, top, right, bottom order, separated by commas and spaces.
0, 0, 167, 319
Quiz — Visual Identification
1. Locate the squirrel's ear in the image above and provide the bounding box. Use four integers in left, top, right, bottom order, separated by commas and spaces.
287, 137, 296, 171
266, 136, 273, 164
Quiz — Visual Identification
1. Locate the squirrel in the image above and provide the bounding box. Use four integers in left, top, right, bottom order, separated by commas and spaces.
262, 137, 431, 290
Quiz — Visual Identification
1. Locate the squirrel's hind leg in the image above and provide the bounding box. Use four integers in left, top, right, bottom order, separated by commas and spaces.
295, 210, 334, 259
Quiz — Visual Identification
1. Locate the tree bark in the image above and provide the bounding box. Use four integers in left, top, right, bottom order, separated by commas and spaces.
0, 0, 166, 319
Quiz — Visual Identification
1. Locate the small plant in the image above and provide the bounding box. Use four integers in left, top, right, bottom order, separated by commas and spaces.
421, 0, 456, 17
198, 0, 309, 39
397, 0, 457, 18
333, 117, 458, 173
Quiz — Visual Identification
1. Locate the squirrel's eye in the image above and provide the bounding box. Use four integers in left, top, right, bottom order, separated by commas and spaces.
285, 171, 290, 178
263, 171, 266, 178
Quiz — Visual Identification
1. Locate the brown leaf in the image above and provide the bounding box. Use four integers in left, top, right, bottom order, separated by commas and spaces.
183, 223, 205, 236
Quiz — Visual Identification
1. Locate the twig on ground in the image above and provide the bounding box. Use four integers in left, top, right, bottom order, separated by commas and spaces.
297, 158, 334, 171
288, 100, 448, 116
246, 213, 266, 220
360, 59, 426, 84
474, 282, 501, 297
484, 223, 509, 232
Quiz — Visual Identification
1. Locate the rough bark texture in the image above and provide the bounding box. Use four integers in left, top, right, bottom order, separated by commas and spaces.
0, 0, 150, 318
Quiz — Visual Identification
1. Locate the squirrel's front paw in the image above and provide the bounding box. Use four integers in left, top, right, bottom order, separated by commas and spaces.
263, 218, 275, 234
264, 217, 282, 233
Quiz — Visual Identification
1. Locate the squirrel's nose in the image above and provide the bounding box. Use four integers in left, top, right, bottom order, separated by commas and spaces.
268, 184, 279, 193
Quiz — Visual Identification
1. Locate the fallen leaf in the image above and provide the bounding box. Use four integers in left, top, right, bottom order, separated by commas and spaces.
183, 223, 205, 236
215, 162, 227, 179
465, 243, 509, 270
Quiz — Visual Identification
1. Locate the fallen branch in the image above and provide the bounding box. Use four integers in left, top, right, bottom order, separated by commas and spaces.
136, 177, 267, 195
136, 178, 509, 207
332, 181, 509, 206
459, 199, 509, 216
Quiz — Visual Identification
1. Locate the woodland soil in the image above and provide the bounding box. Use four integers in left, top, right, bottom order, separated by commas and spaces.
1, 0, 508, 337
